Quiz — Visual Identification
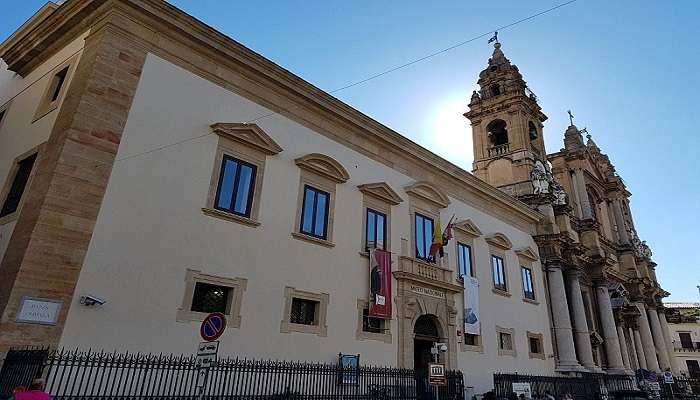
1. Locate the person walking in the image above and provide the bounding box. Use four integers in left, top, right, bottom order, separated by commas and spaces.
13, 379, 51, 400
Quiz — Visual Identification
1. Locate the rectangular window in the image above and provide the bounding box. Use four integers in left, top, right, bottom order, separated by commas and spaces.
300, 185, 330, 239
0, 153, 38, 218
214, 155, 257, 217
499, 332, 513, 351
290, 298, 318, 325
465, 333, 479, 346
529, 337, 541, 354
491, 255, 507, 292
362, 308, 385, 333
190, 282, 231, 314
415, 213, 434, 261
50, 67, 69, 103
521, 266, 535, 300
457, 242, 473, 277
365, 208, 387, 251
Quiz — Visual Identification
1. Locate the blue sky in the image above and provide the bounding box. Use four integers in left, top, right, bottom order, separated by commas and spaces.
2, 1, 699, 301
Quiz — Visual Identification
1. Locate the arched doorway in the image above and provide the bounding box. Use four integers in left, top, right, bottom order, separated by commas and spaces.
413, 315, 441, 376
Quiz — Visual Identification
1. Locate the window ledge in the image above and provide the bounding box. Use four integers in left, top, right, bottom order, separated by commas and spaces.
498, 349, 517, 357
461, 343, 484, 353
0, 211, 19, 226
523, 297, 539, 305
357, 330, 392, 344
492, 288, 512, 297
280, 321, 328, 337
291, 232, 335, 248
202, 207, 260, 227
176, 309, 241, 328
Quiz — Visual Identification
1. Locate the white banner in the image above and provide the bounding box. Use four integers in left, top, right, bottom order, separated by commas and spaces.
463, 277, 480, 335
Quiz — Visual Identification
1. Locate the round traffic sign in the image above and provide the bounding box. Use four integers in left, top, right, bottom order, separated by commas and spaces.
200, 312, 227, 341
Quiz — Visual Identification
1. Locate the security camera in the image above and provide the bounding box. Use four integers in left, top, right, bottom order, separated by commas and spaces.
80, 295, 106, 306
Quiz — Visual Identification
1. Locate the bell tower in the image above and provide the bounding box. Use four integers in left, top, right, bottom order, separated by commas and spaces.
465, 42, 548, 197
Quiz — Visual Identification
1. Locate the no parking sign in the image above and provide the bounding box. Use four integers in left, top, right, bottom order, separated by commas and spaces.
200, 312, 227, 342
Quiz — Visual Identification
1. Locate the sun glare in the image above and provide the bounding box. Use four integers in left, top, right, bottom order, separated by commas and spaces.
426, 96, 473, 170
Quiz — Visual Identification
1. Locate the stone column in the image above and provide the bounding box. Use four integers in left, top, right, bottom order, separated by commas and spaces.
658, 311, 680, 374
547, 265, 583, 371
571, 170, 583, 218
574, 170, 593, 219
595, 285, 626, 373
636, 302, 660, 371
566, 271, 596, 369
626, 327, 640, 370
648, 308, 671, 371
612, 200, 630, 244
617, 324, 632, 371
633, 328, 648, 370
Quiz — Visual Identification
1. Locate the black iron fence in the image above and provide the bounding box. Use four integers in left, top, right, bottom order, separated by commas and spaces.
0, 348, 463, 400
493, 373, 636, 400
655, 375, 700, 400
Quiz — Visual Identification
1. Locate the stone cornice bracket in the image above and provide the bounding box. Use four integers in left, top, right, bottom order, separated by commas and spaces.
515, 247, 539, 262
357, 182, 403, 205
210, 123, 283, 155
295, 153, 350, 183
404, 181, 450, 209
485, 233, 513, 250
452, 219, 482, 237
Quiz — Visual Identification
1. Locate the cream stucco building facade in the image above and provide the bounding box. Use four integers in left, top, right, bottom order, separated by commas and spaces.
0, 0, 675, 394
664, 303, 700, 378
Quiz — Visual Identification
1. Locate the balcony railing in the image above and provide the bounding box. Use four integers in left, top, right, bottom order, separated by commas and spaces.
674, 342, 700, 352
488, 143, 509, 157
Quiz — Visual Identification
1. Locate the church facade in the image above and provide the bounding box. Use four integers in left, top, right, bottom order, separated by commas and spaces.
0, 0, 675, 394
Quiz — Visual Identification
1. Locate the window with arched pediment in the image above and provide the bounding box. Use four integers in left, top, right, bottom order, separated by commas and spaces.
487, 119, 508, 146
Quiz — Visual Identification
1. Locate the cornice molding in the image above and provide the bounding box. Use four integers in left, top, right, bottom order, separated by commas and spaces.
404, 181, 450, 209
210, 122, 282, 155
2, 0, 543, 228
295, 153, 350, 184
357, 182, 403, 205
485, 233, 513, 250
515, 247, 539, 261
452, 219, 482, 237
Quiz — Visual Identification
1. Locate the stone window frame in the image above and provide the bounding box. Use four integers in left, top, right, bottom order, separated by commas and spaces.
292, 154, 349, 248
486, 233, 513, 297
0, 143, 45, 225
355, 298, 392, 344
203, 123, 282, 227
452, 219, 482, 281
527, 331, 546, 360
280, 286, 329, 337
516, 247, 540, 305
176, 269, 247, 328
33, 53, 79, 122
461, 332, 484, 353
496, 325, 517, 357
358, 182, 402, 255
404, 181, 450, 265
0, 101, 10, 133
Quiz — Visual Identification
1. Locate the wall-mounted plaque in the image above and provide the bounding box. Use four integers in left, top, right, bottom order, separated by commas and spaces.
16, 297, 62, 325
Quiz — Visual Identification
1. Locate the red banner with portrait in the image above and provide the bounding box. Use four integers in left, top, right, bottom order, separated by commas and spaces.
369, 248, 392, 319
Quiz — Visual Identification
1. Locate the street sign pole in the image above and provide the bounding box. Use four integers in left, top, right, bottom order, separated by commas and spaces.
196, 313, 226, 399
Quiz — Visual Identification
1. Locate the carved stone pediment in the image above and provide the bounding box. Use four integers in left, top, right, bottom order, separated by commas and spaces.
357, 182, 403, 205
515, 247, 539, 261
452, 219, 482, 237
485, 233, 513, 250
404, 181, 450, 209
295, 153, 350, 183
210, 123, 283, 155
